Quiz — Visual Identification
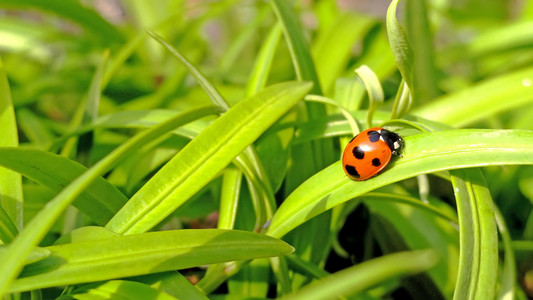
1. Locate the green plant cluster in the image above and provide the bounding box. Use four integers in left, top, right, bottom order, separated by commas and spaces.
0, 0, 532, 299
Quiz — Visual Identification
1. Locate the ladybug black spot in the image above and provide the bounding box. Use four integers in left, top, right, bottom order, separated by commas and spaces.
345, 165, 359, 178
372, 158, 381, 167
352, 146, 365, 159
367, 130, 381, 143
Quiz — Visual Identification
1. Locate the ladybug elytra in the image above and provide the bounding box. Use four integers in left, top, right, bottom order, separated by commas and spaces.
342, 127, 404, 181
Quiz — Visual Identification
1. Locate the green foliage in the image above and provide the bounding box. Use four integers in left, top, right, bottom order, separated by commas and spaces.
0, 0, 532, 299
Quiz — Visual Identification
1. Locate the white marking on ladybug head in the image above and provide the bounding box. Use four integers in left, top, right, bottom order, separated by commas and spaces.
393, 141, 401, 150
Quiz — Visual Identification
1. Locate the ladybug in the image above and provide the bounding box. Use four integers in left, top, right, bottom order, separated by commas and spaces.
342, 127, 404, 181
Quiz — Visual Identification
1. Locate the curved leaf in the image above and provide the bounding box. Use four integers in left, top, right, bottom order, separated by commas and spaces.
0, 148, 127, 226
413, 66, 533, 127
386, 0, 414, 91
0, 58, 21, 239
106, 81, 313, 235
451, 169, 498, 300
267, 129, 533, 238
282, 249, 438, 300
10, 229, 293, 293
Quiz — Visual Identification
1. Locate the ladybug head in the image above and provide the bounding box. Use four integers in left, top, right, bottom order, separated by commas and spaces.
381, 129, 404, 156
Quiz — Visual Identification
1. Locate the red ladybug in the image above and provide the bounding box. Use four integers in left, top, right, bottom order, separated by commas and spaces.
342, 127, 404, 181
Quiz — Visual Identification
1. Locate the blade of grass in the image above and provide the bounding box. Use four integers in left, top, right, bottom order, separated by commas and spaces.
217, 168, 242, 230
0, 148, 127, 225
354, 65, 384, 129
450, 169, 498, 300
281, 249, 438, 300
245, 23, 283, 96
0, 0, 124, 44
267, 129, 533, 239
413, 66, 533, 127
106, 81, 312, 235
10, 229, 293, 292
270, 0, 322, 94
405, 0, 439, 102
69, 280, 177, 300
494, 206, 516, 300
146, 30, 230, 111
0, 105, 222, 297
0, 58, 22, 233
386, 0, 414, 91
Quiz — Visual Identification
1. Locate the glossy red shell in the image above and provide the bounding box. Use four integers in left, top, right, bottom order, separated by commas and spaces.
342, 127, 402, 181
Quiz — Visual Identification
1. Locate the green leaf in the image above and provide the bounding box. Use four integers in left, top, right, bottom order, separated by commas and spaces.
218, 168, 242, 230
10, 229, 293, 293
494, 206, 516, 300
147, 30, 230, 111
312, 13, 376, 93
140, 272, 209, 300
365, 193, 459, 297
0, 204, 17, 244
468, 21, 533, 58
106, 81, 313, 235
281, 249, 438, 300
0, 0, 124, 44
245, 23, 283, 96
354, 65, 384, 128
0, 58, 22, 233
450, 169, 498, 300
386, 0, 414, 91
0, 148, 126, 226
404, 0, 439, 102
413, 66, 533, 127
71, 280, 178, 300
267, 129, 533, 238
0, 106, 221, 296
270, 0, 322, 94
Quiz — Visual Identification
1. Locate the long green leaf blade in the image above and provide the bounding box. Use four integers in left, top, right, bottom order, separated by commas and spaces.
267, 129, 533, 238
386, 0, 414, 91
451, 169, 498, 300
0, 58, 22, 234
413, 66, 533, 127
0, 106, 221, 297
0, 148, 127, 225
10, 229, 293, 293
147, 30, 229, 111
270, 0, 321, 94
71, 280, 178, 300
106, 81, 312, 235
282, 249, 438, 299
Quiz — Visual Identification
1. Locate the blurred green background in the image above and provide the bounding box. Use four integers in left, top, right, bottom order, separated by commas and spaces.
1, 0, 533, 299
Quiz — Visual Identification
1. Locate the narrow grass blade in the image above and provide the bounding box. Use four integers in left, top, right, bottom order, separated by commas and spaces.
413, 66, 533, 127
405, 0, 439, 102
450, 169, 498, 300
281, 249, 438, 300
0, 148, 126, 225
245, 23, 283, 96
312, 13, 375, 93
354, 65, 384, 128
106, 81, 312, 235
386, 0, 414, 91
139, 272, 209, 300
0, 204, 17, 244
218, 168, 242, 229
270, 0, 322, 94
9, 229, 293, 293
0, 0, 124, 44
0, 106, 221, 297
267, 129, 533, 238
495, 206, 516, 300
70, 280, 178, 300
147, 30, 229, 111
0, 58, 22, 232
